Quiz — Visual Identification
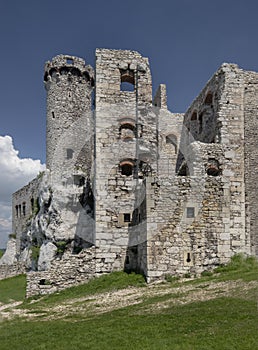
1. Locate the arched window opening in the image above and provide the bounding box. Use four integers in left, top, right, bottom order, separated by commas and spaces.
206, 158, 221, 176
120, 160, 134, 176
166, 134, 178, 154
191, 111, 197, 121
120, 69, 135, 91
31, 198, 34, 213
204, 92, 213, 106
199, 113, 203, 133
15, 205, 18, 217
22, 202, 26, 216
119, 123, 136, 140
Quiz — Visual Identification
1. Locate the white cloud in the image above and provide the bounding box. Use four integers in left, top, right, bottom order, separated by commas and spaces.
0, 135, 45, 248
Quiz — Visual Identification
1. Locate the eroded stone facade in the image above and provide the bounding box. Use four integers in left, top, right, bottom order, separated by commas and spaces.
3, 49, 257, 295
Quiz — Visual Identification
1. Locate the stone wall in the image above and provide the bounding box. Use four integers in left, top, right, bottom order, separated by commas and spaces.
244, 70, 258, 255
12, 177, 41, 254
0, 263, 26, 280
94, 49, 158, 272
26, 246, 125, 297
44, 54, 94, 177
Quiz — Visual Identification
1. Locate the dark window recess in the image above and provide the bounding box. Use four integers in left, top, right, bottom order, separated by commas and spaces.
206, 159, 221, 176
66, 148, 74, 159
66, 58, 74, 65
73, 175, 85, 187
191, 111, 197, 121
178, 162, 189, 176
22, 203, 26, 216
121, 162, 133, 176
52, 111, 55, 118
15, 205, 18, 217
186, 207, 195, 218
186, 252, 191, 263
125, 256, 130, 264
204, 92, 213, 105
18, 204, 21, 217
31, 198, 34, 212
199, 113, 203, 133
124, 213, 131, 223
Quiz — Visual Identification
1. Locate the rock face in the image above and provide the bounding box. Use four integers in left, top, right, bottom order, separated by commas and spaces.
0, 238, 17, 265
38, 242, 57, 271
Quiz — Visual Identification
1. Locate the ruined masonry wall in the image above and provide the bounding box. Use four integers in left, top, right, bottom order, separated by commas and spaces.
0, 263, 26, 280
244, 70, 258, 255
94, 49, 157, 270
26, 246, 124, 297
12, 177, 41, 254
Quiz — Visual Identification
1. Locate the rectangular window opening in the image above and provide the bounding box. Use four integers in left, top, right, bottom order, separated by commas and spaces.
124, 213, 131, 223
66, 148, 74, 160
186, 207, 195, 218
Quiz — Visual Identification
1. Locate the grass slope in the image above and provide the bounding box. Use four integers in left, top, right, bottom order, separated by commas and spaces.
0, 255, 257, 350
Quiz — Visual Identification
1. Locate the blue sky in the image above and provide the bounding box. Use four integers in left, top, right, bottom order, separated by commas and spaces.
0, 0, 258, 247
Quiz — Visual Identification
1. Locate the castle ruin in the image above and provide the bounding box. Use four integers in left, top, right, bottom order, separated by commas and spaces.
1, 49, 257, 296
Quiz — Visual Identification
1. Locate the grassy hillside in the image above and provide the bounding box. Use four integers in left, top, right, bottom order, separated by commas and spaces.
0, 255, 257, 350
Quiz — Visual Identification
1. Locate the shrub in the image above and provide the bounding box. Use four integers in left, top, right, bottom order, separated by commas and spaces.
31, 245, 40, 262
56, 241, 68, 255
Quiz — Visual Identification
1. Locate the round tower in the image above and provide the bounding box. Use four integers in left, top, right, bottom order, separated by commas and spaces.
44, 55, 94, 179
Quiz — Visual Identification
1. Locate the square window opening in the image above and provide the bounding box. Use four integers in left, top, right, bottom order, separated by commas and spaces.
124, 213, 131, 223
186, 207, 195, 218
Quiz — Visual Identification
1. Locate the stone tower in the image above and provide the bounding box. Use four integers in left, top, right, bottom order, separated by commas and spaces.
94, 49, 157, 272
44, 55, 95, 182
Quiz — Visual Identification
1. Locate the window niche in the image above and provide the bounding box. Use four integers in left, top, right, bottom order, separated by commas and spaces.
204, 92, 213, 106
22, 202, 26, 216
119, 123, 136, 141
206, 158, 221, 176
191, 111, 197, 121
123, 213, 131, 223
66, 148, 74, 160
120, 160, 134, 176
66, 58, 74, 65
186, 207, 195, 218
120, 69, 135, 91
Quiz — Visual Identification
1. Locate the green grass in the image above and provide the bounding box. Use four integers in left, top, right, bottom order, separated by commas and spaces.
24, 271, 146, 308
0, 250, 4, 259
0, 274, 26, 304
0, 256, 257, 350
